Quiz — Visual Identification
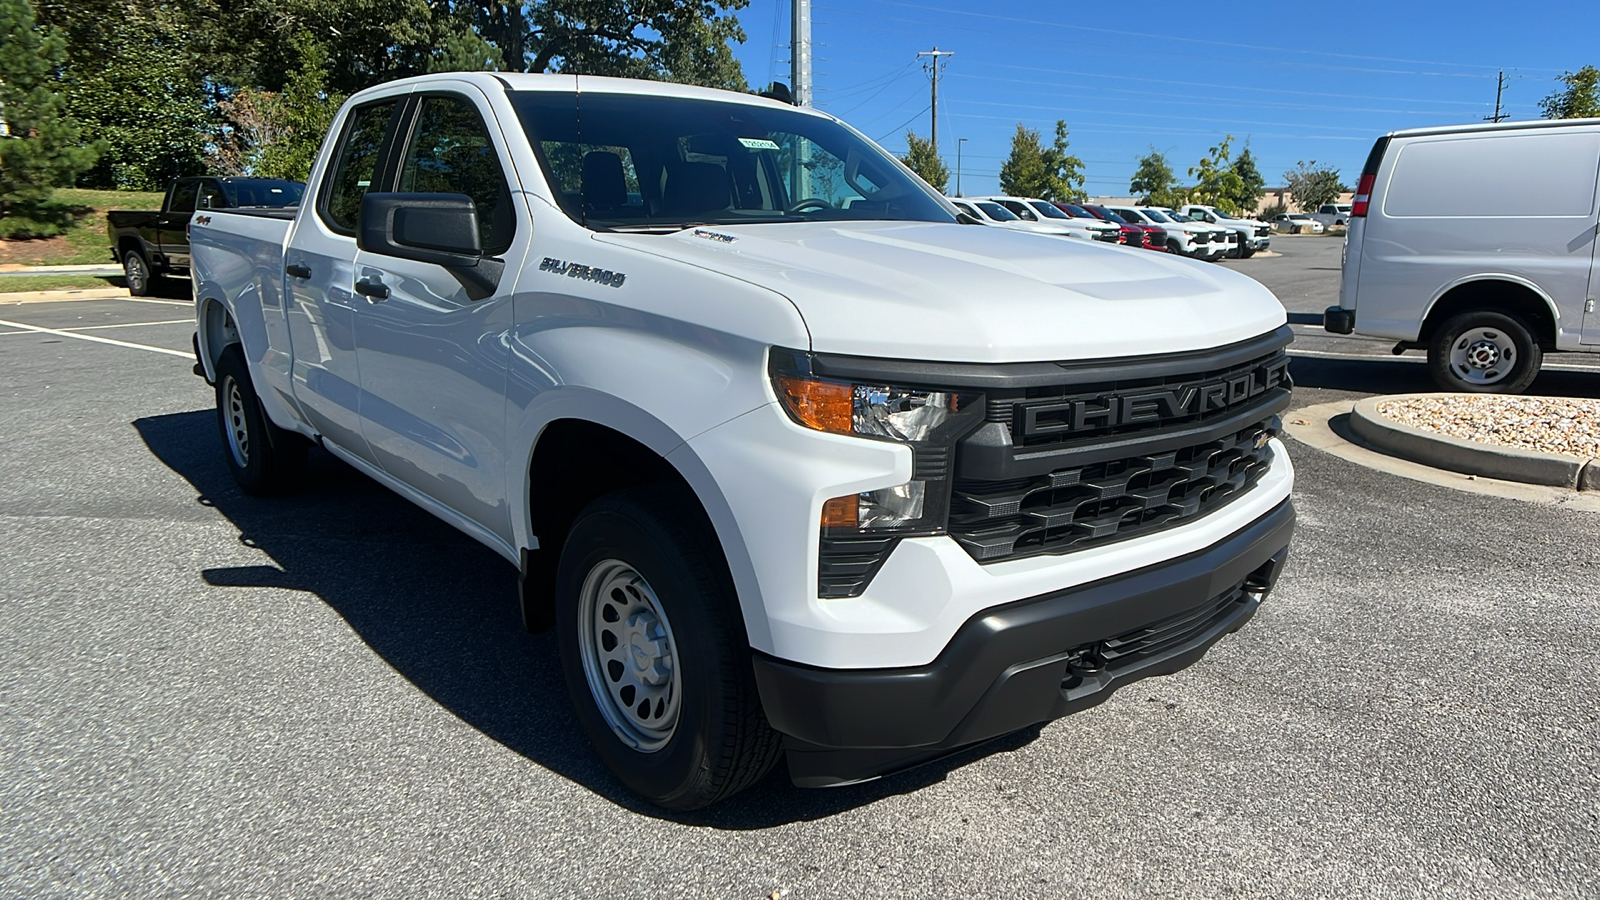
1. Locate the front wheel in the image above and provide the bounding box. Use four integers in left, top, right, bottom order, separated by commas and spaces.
1427, 311, 1542, 394
555, 487, 782, 810
1240, 247, 1257, 259
214, 344, 307, 494
122, 249, 153, 297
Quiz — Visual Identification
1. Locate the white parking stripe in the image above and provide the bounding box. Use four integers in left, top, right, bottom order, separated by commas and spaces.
0, 318, 193, 336
124, 297, 193, 306
0, 317, 191, 358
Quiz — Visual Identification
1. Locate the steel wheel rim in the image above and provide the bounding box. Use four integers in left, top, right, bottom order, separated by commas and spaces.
1449, 327, 1516, 385
124, 255, 146, 293
223, 376, 250, 467
577, 559, 682, 752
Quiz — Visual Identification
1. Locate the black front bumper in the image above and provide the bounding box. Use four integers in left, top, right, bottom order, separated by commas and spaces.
754, 499, 1295, 787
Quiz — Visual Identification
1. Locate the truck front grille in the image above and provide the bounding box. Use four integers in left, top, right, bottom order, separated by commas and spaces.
948, 419, 1276, 562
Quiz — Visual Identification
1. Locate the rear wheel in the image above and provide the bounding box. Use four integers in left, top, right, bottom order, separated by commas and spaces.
122, 249, 153, 297
555, 486, 782, 810
1427, 311, 1542, 394
213, 344, 307, 494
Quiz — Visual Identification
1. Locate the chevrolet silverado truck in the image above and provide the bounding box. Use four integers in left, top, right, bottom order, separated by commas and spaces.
188, 73, 1296, 810
1179, 204, 1272, 258
108, 176, 304, 296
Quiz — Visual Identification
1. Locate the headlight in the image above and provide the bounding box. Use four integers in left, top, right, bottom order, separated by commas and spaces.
771, 359, 981, 536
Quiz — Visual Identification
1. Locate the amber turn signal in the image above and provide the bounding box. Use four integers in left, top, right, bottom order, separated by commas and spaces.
775, 375, 853, 435
820, 494, 859, 530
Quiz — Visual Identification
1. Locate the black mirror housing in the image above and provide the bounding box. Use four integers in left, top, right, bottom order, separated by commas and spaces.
359, 193, 483, 266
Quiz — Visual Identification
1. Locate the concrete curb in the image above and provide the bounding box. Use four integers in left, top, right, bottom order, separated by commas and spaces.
1349, 395, 1599, 490
0, 287, 133, 304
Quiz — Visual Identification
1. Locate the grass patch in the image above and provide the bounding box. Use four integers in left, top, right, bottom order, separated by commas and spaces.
0, 188, 164, 267
0, 274, 124, 293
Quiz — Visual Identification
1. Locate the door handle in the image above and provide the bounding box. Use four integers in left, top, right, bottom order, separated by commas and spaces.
285, 263, 311, 279
354, 278, 389, 300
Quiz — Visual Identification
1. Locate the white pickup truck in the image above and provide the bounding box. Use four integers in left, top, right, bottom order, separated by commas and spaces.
189, 72, 1296, 810
1178, 205, 1273, 258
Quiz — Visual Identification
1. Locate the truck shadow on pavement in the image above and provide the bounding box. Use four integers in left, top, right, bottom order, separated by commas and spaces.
1289, 355, 1600, 397
134, 409, 1038, 828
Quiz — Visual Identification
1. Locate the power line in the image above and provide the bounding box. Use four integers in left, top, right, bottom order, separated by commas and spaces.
824, 0, 1564, 74
875, 104, 933, 142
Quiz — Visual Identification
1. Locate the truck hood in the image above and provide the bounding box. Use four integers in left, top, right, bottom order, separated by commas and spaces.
595, 221, 1285, 362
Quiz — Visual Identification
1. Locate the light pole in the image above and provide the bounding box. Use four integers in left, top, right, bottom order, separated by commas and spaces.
956, 138, 967, 197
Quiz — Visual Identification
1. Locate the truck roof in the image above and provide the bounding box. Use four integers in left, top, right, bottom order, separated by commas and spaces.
1384, 116, 1600, 140
345, 71, 812, 115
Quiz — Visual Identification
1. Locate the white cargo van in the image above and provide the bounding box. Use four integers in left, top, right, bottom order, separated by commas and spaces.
1326, 118, 1600, 393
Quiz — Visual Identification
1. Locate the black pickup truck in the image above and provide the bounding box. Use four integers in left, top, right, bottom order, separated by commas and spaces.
107, 176, 303, 295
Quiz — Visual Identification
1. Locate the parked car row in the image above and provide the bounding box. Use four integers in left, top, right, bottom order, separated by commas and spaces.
947, 195, 1272, 263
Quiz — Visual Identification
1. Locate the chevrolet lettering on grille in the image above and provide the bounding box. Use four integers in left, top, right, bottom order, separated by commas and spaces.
1020, 355, 1291, 437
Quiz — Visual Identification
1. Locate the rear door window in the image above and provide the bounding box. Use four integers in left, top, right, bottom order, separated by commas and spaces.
169, 181, 199, 214
323, 100, 400, 233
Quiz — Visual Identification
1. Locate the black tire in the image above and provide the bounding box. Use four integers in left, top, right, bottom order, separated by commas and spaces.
122, 248, 153, 297
1427, 311, 1542, 394
1167, 238, 1183, 255
1240, 247, 1257, 259
213, 344, 307, 494
555, 486, 782, 810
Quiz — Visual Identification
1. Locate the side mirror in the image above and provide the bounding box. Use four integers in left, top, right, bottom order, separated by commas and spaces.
358, 193, 503, 295
198, 195, 212, 209
359, 192, 483, 266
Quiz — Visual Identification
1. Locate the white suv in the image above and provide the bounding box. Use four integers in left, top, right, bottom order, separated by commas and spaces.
950, 197, 1081, 238
982, 196, 1122, 243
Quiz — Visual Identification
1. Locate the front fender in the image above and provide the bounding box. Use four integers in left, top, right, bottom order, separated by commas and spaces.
508, 386, 774, 652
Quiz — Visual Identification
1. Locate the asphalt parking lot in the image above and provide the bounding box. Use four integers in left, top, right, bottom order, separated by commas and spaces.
2, 254, 1598, 898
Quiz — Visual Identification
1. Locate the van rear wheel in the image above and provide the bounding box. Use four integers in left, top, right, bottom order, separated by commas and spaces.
1427, 311, 1542, 394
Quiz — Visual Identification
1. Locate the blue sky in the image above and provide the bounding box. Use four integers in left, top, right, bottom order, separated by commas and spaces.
731, 1, 1600, 198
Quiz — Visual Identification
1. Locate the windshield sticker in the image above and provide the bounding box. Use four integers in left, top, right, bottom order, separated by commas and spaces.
737, 137, 780, 151
692, 229, 737, 243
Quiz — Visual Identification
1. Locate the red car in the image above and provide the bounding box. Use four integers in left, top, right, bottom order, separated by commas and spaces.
1074, 203, 1169, 251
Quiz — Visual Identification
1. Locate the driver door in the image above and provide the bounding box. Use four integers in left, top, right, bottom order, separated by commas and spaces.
351, 87, 527, 544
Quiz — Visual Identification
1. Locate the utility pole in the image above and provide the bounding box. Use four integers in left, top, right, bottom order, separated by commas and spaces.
790, 0, 813, 107
917, 47, 954, 155
1484, 70, 1509, 123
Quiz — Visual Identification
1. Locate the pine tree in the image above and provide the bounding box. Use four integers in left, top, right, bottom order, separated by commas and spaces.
1228, 145, 1266, 215
899, 131, 948, 193
998, 121, 1084, 201
0, 0, 100, 237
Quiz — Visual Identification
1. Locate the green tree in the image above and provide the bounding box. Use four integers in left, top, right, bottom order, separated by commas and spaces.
252, 34, 347, 182
1129, 148, 1184, 207
1539, 66, 1600, 119
1227, 145, 1266, 215
0, 0, 101, 237
1187, 135, 1245, 213
998, 120, 1084, 201
1283, 160, 1348, 212
63, 18, 208, 190
899, 131, 948, 193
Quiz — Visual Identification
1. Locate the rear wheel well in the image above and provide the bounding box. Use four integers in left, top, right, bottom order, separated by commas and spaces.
520, 420, 710, 632
199, 299, 238, 370
1420, 280, 1557, 349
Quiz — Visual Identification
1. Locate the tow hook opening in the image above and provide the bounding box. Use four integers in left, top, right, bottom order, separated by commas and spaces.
1060, 650, 1107, 691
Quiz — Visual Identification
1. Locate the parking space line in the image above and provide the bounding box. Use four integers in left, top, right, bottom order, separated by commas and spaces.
0, 318, 193, 336
124, 297, 193, 306
0, 317, 191, 358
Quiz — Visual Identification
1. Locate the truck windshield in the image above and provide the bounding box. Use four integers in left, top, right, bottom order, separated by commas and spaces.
509, 91, 955, 230
1141, 209, 1173, 223
1028, 201, 1071, 219
1209, 208, 1236, 219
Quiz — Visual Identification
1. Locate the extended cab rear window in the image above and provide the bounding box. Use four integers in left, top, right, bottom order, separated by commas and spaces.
508, 90, 954, 231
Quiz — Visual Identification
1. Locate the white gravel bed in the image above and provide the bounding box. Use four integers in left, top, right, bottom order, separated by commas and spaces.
1376, 395, 1600, 460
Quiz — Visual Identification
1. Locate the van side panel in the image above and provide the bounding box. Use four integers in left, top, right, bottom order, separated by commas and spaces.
1354, 126, 1600, 348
